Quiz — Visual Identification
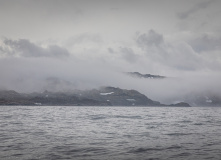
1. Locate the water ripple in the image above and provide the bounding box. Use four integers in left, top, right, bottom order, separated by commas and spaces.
0, 106, 221, 160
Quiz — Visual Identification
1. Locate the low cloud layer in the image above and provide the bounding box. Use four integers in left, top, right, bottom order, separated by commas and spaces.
0, 29, 221, 104
1, 39, 70, 58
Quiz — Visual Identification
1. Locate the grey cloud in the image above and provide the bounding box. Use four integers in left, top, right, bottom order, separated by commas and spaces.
189, 34, 221, 53
119, 47, 138, 63
136, 30, 164, 48
177, 0, 214, 19
48, 45, 70, 57
135, 30, 216, 71
2, 39, 70, 58
168, 42, 204, 71
66, 34, 102, 46
135, 30, 166, 60
0, 46, 3, 54
108, 48, 114, 54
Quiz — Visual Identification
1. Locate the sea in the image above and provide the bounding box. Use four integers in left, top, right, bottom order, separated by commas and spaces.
0, 106, 221, 160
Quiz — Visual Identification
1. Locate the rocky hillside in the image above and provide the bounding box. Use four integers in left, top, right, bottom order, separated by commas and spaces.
0, 87, 190, 107
0, 90, 110, 106
76, 86, 161, 106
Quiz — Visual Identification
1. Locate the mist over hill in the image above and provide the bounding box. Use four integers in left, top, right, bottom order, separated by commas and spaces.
0, 68, 221, 106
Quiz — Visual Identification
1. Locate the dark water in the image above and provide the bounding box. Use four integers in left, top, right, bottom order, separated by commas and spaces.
0, 106, 221, 160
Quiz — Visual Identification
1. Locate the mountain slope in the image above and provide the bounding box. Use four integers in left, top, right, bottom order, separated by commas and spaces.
0, 87, 190, 107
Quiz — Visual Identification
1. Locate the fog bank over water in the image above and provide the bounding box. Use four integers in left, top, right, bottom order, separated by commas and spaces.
0, 0, 221, 104
0, 55, 220, 104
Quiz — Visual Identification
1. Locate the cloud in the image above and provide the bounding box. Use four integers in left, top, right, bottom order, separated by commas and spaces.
177, 0, 214, 19
119, 47, 139, 63
188, 33, 221, 53
166, 42, 204, 71
107, 48, 114, 54
0, 34, 221, 105
0, 46, 4, 54
134, 29, 221, 72
66, 33, 103, 46
136, 30, 164, 48
1, 38, 70, 58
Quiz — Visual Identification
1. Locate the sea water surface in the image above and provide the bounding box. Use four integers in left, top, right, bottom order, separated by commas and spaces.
0, 106, 221, 160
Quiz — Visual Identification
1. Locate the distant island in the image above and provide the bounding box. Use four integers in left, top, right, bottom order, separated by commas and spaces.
126, 72, 166, 79
0, 86, 190, 107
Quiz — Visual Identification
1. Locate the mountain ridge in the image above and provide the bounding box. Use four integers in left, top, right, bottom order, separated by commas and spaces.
0, 87, 190, 107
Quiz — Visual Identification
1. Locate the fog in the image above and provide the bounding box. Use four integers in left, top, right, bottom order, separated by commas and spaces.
0, 41, 221, 104
0, 0, 221, 104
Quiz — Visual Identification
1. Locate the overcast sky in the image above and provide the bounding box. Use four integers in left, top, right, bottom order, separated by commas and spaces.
0, 0, 221, 103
